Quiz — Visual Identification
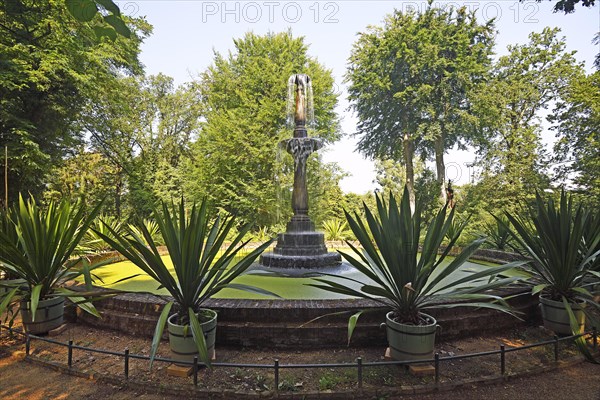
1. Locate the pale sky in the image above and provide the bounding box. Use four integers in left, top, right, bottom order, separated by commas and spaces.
126, 0, 599, 193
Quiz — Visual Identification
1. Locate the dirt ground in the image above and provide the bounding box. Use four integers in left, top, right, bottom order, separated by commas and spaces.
1, 320, 599, 399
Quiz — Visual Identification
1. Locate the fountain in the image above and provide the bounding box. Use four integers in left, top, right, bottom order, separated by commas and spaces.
259, 74, 342, 270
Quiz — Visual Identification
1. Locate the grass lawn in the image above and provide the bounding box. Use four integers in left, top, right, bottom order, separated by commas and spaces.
88, 251, 513, 300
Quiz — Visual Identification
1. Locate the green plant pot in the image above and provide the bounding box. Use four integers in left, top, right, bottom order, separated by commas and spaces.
540, 296, 586, 336
167, 309, 217, 365
385, 311, 437, 361
20, 296, 65, 334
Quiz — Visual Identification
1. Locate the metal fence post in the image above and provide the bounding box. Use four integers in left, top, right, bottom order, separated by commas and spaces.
274, 359, 279, 391
193, 356, 199, 386
68, 340, 73, 368
500, 344, 505, 375
553, 335, 559, 362
124, 348, 129, 379
357, 357, 363, 389
434, 353, 440, 384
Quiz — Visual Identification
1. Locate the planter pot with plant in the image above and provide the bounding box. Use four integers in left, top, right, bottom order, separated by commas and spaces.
0, 195, 106, 334
499, 191, 600, 337
310, 186, 522, 361
97, 199, 277, 367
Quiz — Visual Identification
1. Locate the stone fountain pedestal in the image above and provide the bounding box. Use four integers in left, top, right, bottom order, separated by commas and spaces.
259, 74, 341, 271
260, 215, 341, 269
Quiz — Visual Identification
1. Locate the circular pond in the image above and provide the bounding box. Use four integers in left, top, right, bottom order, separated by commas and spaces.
91, 254, 505, 300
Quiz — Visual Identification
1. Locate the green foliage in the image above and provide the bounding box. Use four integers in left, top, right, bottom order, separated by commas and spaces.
127, 219, 163, 246
0, 1, 150, 203
184, 31, 340, 227
501, 191, 600, 302
541, 0, 597, 13
444, 215, 470, 246
95, 198, 276, 366
483, 216, 513, 251
470, 28, 581, 212
311, 186, 520, 332
65, 0, 131, 39
550, 70, 600, 207
0, 195, 104, 323
346, 4, 494, 202
322, 218, 350, 241
80, 214, 123, 253
43, 149, 120, 213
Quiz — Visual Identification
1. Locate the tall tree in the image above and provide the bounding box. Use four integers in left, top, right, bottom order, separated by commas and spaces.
185, 31, 340, 227
43, 147, 119, 210
550, 70, 600, 206
83, 74, 201, 217
346, 3, 494, 207
0, 0, 150, 204
470, 27, 581, 212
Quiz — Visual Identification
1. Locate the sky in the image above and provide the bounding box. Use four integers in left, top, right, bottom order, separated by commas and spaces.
122, 0, 600, 193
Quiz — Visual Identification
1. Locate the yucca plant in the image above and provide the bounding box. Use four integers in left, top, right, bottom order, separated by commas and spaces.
583, 210, 600, 274
483, 215, 513, 251
310, 187, 521, 360
499, 191, 600, 337
0, 195, 105, 332
79, 214, 123, 253
444, 215, 470, 245
322, 218, 350, 241
127, 219, 163, 246
96, 198, 276, 367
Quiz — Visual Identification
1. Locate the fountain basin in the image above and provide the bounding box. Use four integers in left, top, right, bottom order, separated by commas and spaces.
260, 252, 342, 269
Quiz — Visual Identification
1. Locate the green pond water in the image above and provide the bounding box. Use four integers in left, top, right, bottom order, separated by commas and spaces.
90, 255, 508, 300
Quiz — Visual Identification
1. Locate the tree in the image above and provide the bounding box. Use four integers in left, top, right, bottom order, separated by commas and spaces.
43, 147, 119, 211
0, 0, 150, 204
185, 31, 340, 227
470, 27, 582, 212
83, 74, 202, 217
346, 3, 494, 207
375, 158, 439, 224
531, 0, 597, 13
64, 0, 131, 39
550, 70, 600, 206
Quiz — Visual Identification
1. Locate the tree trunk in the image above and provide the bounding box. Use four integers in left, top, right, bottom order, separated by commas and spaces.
115, 168, 123, 218
434, 134, 447, 204
403, 132, 415, 213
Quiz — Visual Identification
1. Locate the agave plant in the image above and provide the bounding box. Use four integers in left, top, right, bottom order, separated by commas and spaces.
0, 195, 105, 330
96, 199, 276, 367
311, 187, 521, 339
499, 191, 600, 334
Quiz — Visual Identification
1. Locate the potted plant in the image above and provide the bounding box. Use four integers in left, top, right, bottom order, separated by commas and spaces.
500, 191, 600, 336
97, 199, 276, 367
310, 187, 521, 361
0, 195, 104, 334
